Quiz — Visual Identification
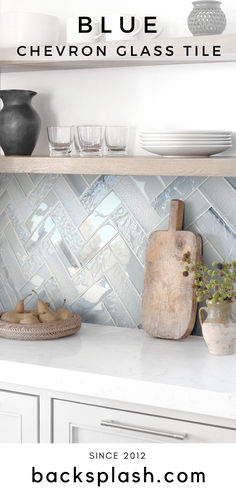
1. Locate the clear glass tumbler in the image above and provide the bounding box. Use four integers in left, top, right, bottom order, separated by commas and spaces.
77, 126, 104, 156
47, 126, 74, 156
105, 126, 129, 155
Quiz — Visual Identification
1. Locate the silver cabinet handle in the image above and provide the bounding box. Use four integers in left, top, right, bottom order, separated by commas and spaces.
100, 420, 187, 441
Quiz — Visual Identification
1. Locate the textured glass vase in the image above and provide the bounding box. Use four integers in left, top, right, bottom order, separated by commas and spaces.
188, 1, 227, 36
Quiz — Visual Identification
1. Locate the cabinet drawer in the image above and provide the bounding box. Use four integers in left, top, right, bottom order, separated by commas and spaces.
53, 399, 236, 443
0, 390, 39, 443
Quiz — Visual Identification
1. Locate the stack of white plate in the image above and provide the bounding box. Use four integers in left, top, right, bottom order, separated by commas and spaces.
140, 131, 232, 157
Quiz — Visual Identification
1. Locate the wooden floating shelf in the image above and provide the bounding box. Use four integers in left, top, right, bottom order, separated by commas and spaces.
0, 156, 235, 176
0, 34, 235, 72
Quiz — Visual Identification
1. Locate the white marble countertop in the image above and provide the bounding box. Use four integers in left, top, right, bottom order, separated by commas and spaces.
0, 323, 236, 421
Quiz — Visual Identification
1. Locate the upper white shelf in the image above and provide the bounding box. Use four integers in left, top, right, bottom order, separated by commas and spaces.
0, 34, 236, 72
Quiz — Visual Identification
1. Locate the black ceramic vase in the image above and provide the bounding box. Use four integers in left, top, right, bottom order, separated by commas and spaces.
0, 89, 41, 156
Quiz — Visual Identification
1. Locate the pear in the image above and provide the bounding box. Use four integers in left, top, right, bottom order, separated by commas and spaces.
19, 314, 39, 324
24, 309, 38, 315
57, 308, 73, 320
32, 289, 59, 323
38, 311, 60, 323
32, 290, 52, 315
13, 293, 32, 313
57, 299, 73, 320
25, 303, 50, 316
1, 311, 22, 323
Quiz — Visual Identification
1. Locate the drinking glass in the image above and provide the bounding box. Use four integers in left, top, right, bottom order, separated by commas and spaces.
47, 126, 74, 156
105, 126, 129, 155
77, 126, 104, 156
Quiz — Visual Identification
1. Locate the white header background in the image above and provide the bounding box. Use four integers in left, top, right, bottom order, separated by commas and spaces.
1, 0, 236, 36
1, 0, 236, 155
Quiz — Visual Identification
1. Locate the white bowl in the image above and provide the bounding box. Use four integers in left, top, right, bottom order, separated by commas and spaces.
0, 12, 60, 47
141, 144, 232, 156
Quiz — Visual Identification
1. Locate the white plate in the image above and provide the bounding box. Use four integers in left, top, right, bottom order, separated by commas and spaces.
140, 142, 232, 147
140, 130, 231, 135
141, 144, 232, 156
140, 135, 232, 140
140, 139, 232, 145
140, 135, 231, 139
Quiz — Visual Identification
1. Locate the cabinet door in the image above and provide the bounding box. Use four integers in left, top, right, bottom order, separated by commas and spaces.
53, 399, 236, 443
0, 390, 39, 443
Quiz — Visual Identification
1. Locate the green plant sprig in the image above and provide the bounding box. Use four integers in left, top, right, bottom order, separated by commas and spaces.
182, 251, 236, 303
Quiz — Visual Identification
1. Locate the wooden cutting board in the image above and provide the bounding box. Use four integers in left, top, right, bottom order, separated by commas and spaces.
142, 199, 202, 340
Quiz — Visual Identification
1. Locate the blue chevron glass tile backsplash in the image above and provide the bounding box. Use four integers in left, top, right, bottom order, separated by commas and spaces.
0, 173, 235, 335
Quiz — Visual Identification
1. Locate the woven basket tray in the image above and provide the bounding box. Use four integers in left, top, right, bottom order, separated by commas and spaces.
0, 313, 82, 341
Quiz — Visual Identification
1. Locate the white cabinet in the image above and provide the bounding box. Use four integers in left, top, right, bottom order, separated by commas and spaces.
0, 390, 39, 443
0, 389, 236, 444
53, 399, 236, 444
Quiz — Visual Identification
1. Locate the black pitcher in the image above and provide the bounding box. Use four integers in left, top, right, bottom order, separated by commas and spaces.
0, 89, 41, 156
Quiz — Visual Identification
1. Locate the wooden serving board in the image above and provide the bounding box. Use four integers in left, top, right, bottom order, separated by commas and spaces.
142, 199, 202, 340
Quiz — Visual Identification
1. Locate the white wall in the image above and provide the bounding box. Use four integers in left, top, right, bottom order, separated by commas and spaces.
1, 0, 236, 155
